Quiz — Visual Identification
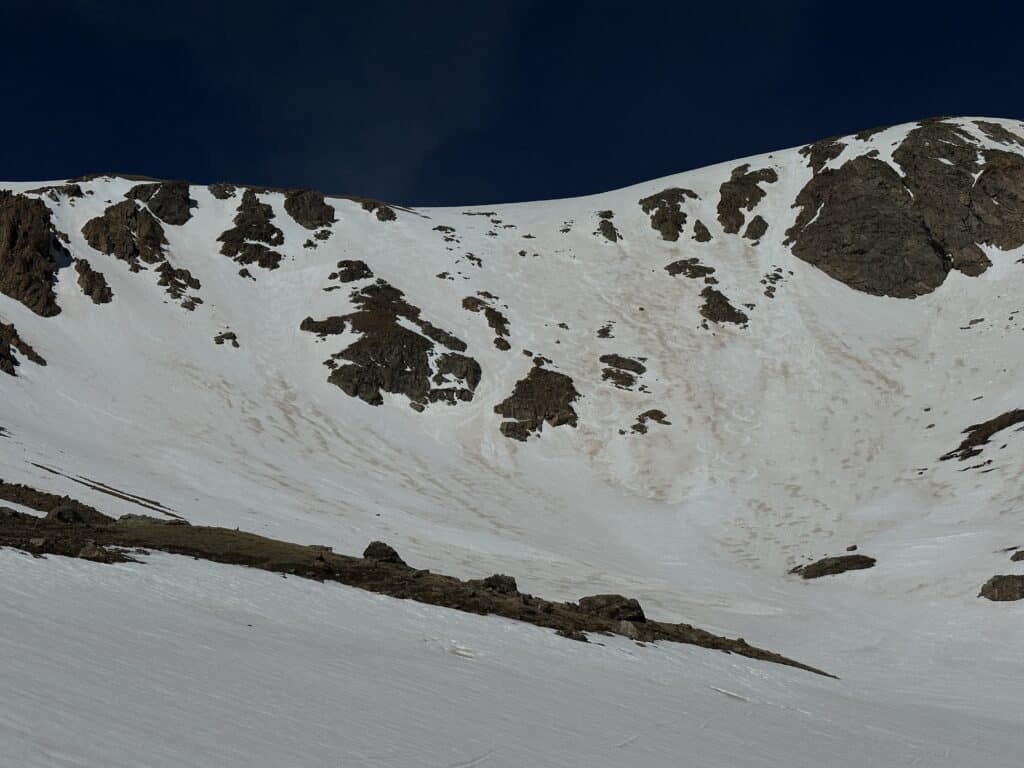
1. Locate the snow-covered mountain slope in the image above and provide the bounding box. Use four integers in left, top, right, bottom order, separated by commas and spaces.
3, 116, 1024, 765
4, 549, 1020, 768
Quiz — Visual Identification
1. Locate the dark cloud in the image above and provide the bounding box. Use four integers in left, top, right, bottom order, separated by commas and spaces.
2, 0, 1020, 205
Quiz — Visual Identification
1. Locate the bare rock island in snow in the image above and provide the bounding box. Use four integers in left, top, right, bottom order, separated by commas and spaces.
4, 116, 1024, 767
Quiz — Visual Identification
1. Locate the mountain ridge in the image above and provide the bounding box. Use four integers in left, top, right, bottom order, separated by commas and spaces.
3, 115, 1024, 766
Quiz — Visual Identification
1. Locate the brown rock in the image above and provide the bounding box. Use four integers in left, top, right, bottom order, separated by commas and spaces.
304, 280, 477, 409
155, 261, 202, 309
785, 156, 949, 297
665, 258, 715, 279
0, 479, 833, 677
699, 287, 748, 326
786, 120, 1024, 297
631, 409, 670, 434
494, 366, 580, 440
217, 190, 285, 270
940, 409, 1024, 462
127, 182, 195, 225
482, 574, 518, 594
792, 554, 876, 579
333, 260, 373, 283
599, 354, 645, 375
0, 191, 69, 316
595, 217, 620, 243
743, 214, 768, 241
979, 575, 1024, 601
26, 183, 84, 201
45, 504, 112, 526
556, 628, 589, 642
638, 187, 698, 241
578, 594, 646, 623
208, 182, 236, 200
213, 331, 239, 348
0, 321, 46, 376
363, 541, 405, 565
82, 200, 167, 270
74, 260, 113, 304
284, 189, 336, 229
717, 164, 777, 234
462, 294, 510, 347
799, 137, 845, 174
358, 199, 397, 221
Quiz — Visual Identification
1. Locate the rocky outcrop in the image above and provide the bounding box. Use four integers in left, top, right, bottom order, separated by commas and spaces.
494, 366, 579, 440
699, 287, 747, 326
480, 574, 518, 594
940, 409, 1024, 462
82, 199, 200, 309
692, 219, 712, 242
631, 409, 670, 434
0, 479, 101, 520
0, 321, 46, 376
790, 554, 876, 579
638, 188, 698, 241
462, 294, 511, 350
303, 280, 478, 409
433, 353, 482, 400
26, 183, 84, 202
327, 318, 429, 405
74, 260, 113, 304
787, 156, 950, 297
971, 149, 1024, 252
155, 262, 202, 310
979, 575, 1024, 601
0, 487, 831, 676
577, 594, 646, 623
357, 199, 397, 221
717, 164, 777, 234
213, 331, 239, 348
208, 182, 236, 200
329, 259, 373, 284
665, 257, 715, 280
284, 189, 336, 229
600, 354, 645, 390
787, 120, 1024, 297
975, 120, 1024, 148
0, 191, 69, 316
363, 540, 405, 564
891, 121, 993, 276
799, 137, 845, 174
299, 316, 347, 336
743, 214, 768, 241
82, 200, 167, 270
217, 190, 285, 270
854, 125, 888, 141
127, 181, 195, 225
594, 210, 620, 242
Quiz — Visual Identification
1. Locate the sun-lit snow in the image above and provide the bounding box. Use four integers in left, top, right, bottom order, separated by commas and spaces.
2, 117, 1023, 766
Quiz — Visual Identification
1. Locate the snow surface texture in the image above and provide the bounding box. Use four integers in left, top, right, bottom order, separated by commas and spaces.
2, 117, 1024, 766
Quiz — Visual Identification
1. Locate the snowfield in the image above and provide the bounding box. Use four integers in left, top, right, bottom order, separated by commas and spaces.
3, 550, 1021, 768
2, 116, 1024, 765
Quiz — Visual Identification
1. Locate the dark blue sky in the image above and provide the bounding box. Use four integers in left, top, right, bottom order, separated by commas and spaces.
4, 0, 1020, 205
